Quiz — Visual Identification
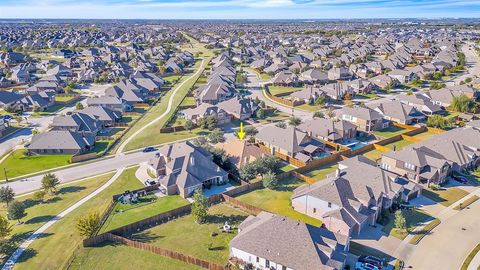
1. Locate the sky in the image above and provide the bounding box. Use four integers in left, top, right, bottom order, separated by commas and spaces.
0, 0, 479, 20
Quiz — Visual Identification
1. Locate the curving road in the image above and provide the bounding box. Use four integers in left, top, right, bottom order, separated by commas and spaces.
115, 58, 207, 155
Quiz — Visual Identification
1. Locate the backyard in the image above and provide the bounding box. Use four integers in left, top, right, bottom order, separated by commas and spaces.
100, 195, 189, 233
372, 126, 406, 138
130, 203, 249, 265
13, 167, 143, 270
0, 149, 72, 181
235, 177, 322, 227
302, 163, 339, 181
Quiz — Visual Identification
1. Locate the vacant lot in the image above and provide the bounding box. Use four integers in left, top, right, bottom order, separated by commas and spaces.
236, 177, 322, 227
133, 203, 248, 265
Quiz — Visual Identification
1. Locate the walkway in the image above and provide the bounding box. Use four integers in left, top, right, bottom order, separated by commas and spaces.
2, 168, 125, 270
115, 58, 207, 154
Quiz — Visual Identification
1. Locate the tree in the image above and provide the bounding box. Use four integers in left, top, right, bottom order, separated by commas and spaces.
7, 201, 26, 224
288, 116, 301, 127
451, 94, 476, 113
75, 102, 84, 110
427, 115, 452, 130
314, 96, 326, 106
184, 120, 194, 133
256, 156, 283, 176
76, 212, 101, 238
198, 115, 217, 131
262, 171, 278, 189
313, 111, 324, 118
0, 215, 12, 239
239, 162, 258, 181
41, 173, 60, 194
326, 107, 336, 119
191, 190, 208, 224
244, 126, 258, 137
256, 108, 265, 119
207, 128, 224, 144
275, 122, 287, 129
394, 210, 406, 231
0, 186, 15, 207
33, 190, 46, 203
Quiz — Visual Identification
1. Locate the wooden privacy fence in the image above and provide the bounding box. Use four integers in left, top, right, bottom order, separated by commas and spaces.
222, 194, 263, 215
70, 153, 98, 163
264, 85, 299, 107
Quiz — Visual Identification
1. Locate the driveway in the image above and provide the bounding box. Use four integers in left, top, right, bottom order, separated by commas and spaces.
405, 199, 480, 270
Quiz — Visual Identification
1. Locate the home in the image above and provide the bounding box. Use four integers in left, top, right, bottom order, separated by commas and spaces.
78, 106, 122, 127
387, 69, 417, 84
320, 82, 355, 100
299, 68, 329, 84
369, 74, 399, 89
182, 103, 231, 125
195, 84, 236, 105
28, 130, 95, 155
298, 118, 357, 143
215, 138, 266, 169
338, 107, 388, 132
51, 112, 102, 136
229, 211, 348, 270
147, 141, 228, 198
216, 97, 258, 121
86, 96, 129, 113
0, 91, 23, 109
20, 91, 55, 111
427, 85, 478, 107
396, 93, 443, 115
271, 70, 298, 86
292, 157, 421, 236
290, 85, 326, 105
327, 67, 351, 81
368, 100, 426, 124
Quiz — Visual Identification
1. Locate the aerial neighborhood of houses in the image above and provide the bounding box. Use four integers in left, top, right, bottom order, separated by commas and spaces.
0, 18, 480, 270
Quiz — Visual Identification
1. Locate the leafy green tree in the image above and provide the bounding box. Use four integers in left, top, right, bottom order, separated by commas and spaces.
184, 119, 194, 133
427, 115, 452, 130
275, 122, 287, 129
191, 190, 208, 224
313, 111, 324, 118
239, 162, 258, 181
314, 96, 326, 106
33, 190, 46, 203
0, 186, 15, 206
76, 212, 101, 238
288, 116, 302, 127
451, 94, 476, 113
41, 173, 60, 195
256, 156, 283, 176
207, 128, 224, 144
394, 210, 406, 231
256, 108, 265, 119
7, 201, 26, 224
0, 215, 12, 239
75, 102, 84, 110
262, 171, 278, 189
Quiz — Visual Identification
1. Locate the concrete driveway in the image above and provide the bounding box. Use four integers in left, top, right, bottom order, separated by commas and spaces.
405, 199, 480, 270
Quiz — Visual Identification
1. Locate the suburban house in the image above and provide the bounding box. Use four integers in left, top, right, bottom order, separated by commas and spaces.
216, 97, 258, 121
0, 91, 23, 109
195, 84, 236, 105
182, 103, 231, 125
78, 106, 122, 127
380, 126, 480, 185
396, 93, 443, 115
51, 112, 102, 136
298, 118, 357, 143
387, 69, 417, 84
338, 107, 388, 132
86, 96, 129, 113
327, 67, 351, 81
292, 157, 421, 236
290, 86, 326, 105
147, 141, 229, 198
215, 138, 266, 169
368, 100, 426, 124
229, 211, 348, 270
255, 125, 325, 163
426, 85, 478, 107
27, 130, 95, 155
20, 91, 55, 111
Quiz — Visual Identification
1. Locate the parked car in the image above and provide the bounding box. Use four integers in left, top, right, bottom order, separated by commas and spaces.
355, 262, 379, 270
144, 179, 157, 186
452, 174, 468, 184
142, 147, 156, 153
358, 255, 382, 268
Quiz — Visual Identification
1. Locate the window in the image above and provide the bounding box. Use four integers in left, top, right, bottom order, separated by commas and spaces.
283, 266, 287, 270
328, 202, 332, 208
313, 208, 316, 213
256, 257, 259, 263
381, 163, 391, 170
266, 260, 270, 268
404, 162, 415, 170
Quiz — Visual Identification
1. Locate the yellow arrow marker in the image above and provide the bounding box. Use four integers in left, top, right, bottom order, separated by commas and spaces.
237, 122, 246, 140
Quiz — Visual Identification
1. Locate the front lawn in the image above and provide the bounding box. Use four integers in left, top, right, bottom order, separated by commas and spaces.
132, 203, 248, 265
236, 177, 322, 227
100, 195, 189, 233
268, 86, 303, 97
303, 163, 339, 181
372, 126, 405, 138
14, 167, 143, 270
379, 208, 433, 240
0, 149, 72, 180
295, 103, 324, 112
422, 187, 470, 207
0, 172, 115, 266
66, 241, 202, 270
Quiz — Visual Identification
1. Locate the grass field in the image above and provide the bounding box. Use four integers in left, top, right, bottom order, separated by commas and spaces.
67, 241, 203, 270
384, 139, 413, 151
0, 172, 115, 266
380, 209, 432, 240
363, 149, 383, 161
14, 167, 143, 270
303, 163, 339, 181
179, 96, 196, 107
100, 195, 189, 233
268, 86, 303, 96
133, 203, 248, 265
295, 103, 324, 112
411, 131, 437, 141
372, 126, 406, 138
422, 187, 470, 207
0, 149, 72, 181
236, 177, 322, 227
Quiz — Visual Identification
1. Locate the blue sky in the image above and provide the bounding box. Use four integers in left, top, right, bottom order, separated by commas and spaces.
0, 0, 479, 19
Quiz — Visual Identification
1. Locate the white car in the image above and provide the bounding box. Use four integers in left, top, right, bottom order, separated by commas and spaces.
144, 179, 157, 186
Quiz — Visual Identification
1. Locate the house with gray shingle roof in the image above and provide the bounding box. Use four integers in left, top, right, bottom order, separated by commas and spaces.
230, 211, 348, 270
28, 130, 95, 155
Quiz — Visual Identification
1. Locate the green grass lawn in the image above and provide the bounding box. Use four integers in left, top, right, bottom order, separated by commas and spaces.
384, 139, 413, 151
163, 75, 182, 84
100, 195, 189, 233
179, 96, 196, 107
0, 172, 115, 266
379, 209, 433, 240
54, 96, 76, 103
86, 140, 112, 155
236, 177, 322, 227
372, 126, 405, 138
295, 103, 324, 112
363, 149, 383, 161
255, 110, 291, 124
411, 131, 436, 141
280, 164, 295, 172
268, 86, 303, 97
66, 241, 203, 270
14, 167, 143, 270
303, 163, 339, 181
422, 187, 470, 207
0, 149, 72, 181
133, 203, 248, 265
121, 57, 210, 152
